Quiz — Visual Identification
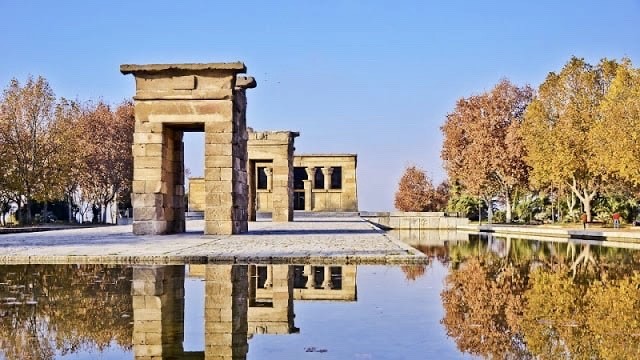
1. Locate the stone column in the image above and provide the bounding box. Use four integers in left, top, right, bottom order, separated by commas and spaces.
205, 76, 254, 235
205, 264, 248, 360
264, 167, 273, 191
132, 266, 185, 360
304, 167, 315, 211
304, 265, 315, 289
247, 161, 256, 222
321, 266, 333, 289
264, 264, 273, 288
121, 63, 254, 236
322, 167, 333, 190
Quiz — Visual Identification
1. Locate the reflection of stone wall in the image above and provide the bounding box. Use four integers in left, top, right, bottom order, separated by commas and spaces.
132, 266, 185, 359
205, 264, 248, 359
389, 229, 469, 246
294, 154, 358, 212
293, 265, 357, 301
247, 131, 298, 222
361, 212, 470, 229
248, 265, 295, 335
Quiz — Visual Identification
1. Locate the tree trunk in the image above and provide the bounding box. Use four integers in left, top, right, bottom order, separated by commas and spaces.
26, 200, 32, 225
67, 191, 73, 224
567, 178, 596, 222
102, 203, 108, 224
505, 191, 512, 223
583, 199, 592, 223
484, 196, 494, 224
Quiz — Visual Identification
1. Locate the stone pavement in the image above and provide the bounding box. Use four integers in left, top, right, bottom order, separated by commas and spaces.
0, 217, 426, 265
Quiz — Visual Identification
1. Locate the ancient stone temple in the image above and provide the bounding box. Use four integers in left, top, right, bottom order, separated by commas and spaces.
293, 154, 358, 212
247, 130, 299, 222
121, 63, 256, 235
189, 152, 359, 217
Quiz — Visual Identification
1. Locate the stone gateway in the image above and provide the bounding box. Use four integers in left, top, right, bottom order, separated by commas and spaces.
121, 63, 256, 235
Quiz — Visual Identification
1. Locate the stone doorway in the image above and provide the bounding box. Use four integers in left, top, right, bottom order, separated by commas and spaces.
121, 62, 255, 235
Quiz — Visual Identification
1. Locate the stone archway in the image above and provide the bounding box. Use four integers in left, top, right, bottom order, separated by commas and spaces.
121, 63, 256, 235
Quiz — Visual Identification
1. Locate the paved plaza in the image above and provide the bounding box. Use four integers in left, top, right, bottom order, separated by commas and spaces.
0, 217, 425, 265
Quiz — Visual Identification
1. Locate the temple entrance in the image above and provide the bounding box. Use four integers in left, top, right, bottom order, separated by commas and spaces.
121, 62, 255, 235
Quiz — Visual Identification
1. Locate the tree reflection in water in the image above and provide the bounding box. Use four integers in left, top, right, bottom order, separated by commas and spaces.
441, 235, 640, 359
0, 265, 132, 360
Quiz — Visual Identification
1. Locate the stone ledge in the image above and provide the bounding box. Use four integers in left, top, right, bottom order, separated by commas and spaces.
120, 62, 246, 74
0, 254, 429, 265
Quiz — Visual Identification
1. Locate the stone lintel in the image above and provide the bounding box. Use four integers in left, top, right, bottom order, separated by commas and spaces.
248, 131, 300, 144
120, 62, 246, 75
235, 75, 257, 89
295, 153, 356, 158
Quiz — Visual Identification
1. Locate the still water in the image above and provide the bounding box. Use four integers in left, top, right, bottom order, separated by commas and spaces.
1, 233, 640, 359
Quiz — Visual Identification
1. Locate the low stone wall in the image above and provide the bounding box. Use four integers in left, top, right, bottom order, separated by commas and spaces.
360, 211, 469, 230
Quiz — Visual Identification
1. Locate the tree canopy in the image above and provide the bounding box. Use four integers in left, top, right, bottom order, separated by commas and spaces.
0, 76, 134, 224
394, 165, 445, 211
441, 79, 533, 222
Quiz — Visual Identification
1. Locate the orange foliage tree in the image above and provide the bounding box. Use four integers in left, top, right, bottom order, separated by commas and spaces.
441, 79, 533, 223
394, 166, 441, 211
0, 76, 79, 223
77, 100, 134, 223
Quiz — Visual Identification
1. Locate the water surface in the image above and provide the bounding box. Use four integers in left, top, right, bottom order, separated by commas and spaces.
1, 232, 640, 359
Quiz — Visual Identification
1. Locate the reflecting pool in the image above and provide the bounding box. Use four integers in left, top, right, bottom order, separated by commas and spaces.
1, 232, 640, 359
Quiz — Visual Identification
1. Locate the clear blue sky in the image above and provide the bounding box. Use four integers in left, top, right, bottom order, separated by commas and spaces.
2, 0, 639, 210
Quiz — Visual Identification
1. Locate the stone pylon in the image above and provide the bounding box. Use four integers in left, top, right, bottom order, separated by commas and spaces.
247, 131, 299, 222
121, 63, 256, 235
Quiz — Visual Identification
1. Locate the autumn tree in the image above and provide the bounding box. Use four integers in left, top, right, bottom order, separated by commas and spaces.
0, 76, 65, 223
591, 59, 640, 187
52, 98, 85, 222
441, 79, 533, 223
394, 166, 440, 211
77, 101, 134, 223
520, 57, 622, 222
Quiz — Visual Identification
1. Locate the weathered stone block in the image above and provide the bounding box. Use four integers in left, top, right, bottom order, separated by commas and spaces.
133, 132, 163, 144
133, 221, 168, 235
133, 207, 162, 221
205, 220, 233, 235
205, 143, 233, 156
132, 193, 164, 208
205, 155, 233, 168
134, 168, 163, 181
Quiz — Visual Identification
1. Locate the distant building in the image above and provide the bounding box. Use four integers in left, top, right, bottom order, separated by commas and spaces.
188, 153, 358, 215
292, 154, 358, 212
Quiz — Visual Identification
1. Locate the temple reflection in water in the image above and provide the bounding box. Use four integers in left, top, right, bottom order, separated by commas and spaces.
3, 234, 640, 359
131, 264, 356, 359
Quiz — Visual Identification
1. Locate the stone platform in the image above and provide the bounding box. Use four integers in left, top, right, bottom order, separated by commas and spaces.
0, 217, 425, 265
